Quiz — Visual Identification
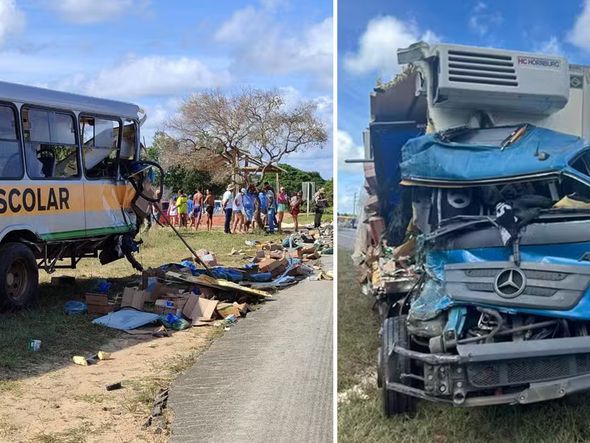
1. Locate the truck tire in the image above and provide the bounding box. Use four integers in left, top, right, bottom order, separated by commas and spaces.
382, 315, 417, 416
0, 242, 39, 311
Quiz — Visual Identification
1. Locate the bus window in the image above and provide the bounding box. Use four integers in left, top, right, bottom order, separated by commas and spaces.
0, 105, 23, 179
80, 116, 120, 179
22, 107, 79, 179
120, 119, 137, 160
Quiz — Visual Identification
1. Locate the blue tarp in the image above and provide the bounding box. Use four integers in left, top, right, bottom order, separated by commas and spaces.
92, 309, 160, 330
400, 126, 587, 183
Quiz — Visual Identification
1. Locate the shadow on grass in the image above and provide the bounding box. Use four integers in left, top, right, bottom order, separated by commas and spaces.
337, 248, 590, 443
0, 273, 154, 380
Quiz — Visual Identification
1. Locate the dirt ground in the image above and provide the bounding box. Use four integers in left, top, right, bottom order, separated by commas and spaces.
0, 325, 217, 443
0, 229, 281, 443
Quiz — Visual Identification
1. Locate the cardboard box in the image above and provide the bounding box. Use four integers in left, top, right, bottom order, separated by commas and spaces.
195, 249, 218, 267
145, 282, 180, 302
258, 257, 286, 273
153, 294, 189, 315
121, 287, 147, 310
269, 250, 283, 260
85, 293, 108, 306
182, 295, 219, 325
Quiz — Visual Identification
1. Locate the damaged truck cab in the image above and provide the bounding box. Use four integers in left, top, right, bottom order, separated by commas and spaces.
354, 42, 590, 414
0, 81, 162, 310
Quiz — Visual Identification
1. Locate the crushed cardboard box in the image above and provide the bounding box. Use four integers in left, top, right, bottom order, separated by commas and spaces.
182, 294, 219, 326
85, 292, 116, 315
121, 288, 147, 310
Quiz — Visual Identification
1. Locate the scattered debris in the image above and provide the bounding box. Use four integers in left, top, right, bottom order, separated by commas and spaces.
64, 300, 87, 315
92, 309, 160, 331
144, 388, 169, 430
106, 382, 123, 391
27, 339, 41, 352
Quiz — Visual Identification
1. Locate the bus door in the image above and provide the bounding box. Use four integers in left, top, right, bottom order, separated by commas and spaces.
79, 115, 132, 237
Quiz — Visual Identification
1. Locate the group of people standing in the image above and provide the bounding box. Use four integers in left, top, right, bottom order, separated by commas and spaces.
221, 182, 303, 234
165, 183, 328, 234
167, 189, 216, 231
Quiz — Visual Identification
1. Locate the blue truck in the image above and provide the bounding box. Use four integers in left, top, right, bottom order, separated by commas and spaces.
355, 42, 590, 414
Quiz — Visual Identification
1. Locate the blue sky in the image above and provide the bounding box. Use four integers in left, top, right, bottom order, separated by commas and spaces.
0, 0, 332, 178
338, 0, 590, 212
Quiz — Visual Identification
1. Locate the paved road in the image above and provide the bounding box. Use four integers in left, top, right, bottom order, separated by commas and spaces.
339, 227, 356, 251
169, 257, 333, 443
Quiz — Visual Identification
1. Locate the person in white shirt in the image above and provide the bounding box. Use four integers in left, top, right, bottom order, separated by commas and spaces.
232, 188, 246, 233
222, 184, 235, 234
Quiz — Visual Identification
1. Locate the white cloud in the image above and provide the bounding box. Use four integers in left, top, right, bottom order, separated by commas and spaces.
344, 16, 438, 76
55, 56, 232, 98
468, 2, 503, 37
47, 0, 147, 24
278, 89, 333, 178
337, 181, 364, 214
0, 0, 25, 46
215, 6, 332, 89
337, 130, 364, 172
535, 36, 563, 55
568, 0, 590, 51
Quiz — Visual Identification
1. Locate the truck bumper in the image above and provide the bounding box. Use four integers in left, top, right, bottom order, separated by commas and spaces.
388, 336, 590, 406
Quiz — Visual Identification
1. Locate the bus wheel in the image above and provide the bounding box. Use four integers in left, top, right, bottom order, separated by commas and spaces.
0, 242, 39, 310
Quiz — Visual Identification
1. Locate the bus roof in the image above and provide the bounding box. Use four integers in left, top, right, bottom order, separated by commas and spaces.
0, 80, 140, 119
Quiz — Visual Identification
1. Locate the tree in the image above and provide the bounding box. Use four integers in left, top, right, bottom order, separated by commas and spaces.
165, 89, 328, 185
262, 163, 333, 205
144, 131, 225, 198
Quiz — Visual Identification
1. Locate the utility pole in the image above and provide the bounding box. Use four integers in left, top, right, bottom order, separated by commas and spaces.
352, 192, 357, 217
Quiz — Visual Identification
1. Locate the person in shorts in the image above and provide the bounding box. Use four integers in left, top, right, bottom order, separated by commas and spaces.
187, 194, 194, 228
193, 189, 203, 231
290, 191, 302, 232
176, 190, 188, 228
276, 186, 288, 233
204, 189, 215, 231
168, 193, 178, 226
232, 188, 245, 233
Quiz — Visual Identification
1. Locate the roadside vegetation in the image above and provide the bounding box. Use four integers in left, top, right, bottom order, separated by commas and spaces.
337, 249, 590, 443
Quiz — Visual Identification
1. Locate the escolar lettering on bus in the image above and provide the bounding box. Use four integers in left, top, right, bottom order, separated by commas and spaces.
0, 187, 70, 214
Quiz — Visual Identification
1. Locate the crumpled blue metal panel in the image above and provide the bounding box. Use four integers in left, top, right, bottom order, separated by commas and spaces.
400, 126, 585, 182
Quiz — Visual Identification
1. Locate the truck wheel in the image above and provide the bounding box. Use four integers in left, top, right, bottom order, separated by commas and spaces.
382, 316, 417, 416
0, 242, 39, 310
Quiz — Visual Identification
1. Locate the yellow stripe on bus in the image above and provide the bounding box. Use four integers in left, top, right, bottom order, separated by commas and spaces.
0, 183, 134, 216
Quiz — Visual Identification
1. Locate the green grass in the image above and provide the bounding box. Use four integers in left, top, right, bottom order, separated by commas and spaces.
0, 228, 284, 375
337, 248, 590, 443
33, 423, 92, 443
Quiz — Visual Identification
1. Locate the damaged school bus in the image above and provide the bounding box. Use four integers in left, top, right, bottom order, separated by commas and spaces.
0, 81, 162, 310
353, 42, 590, 413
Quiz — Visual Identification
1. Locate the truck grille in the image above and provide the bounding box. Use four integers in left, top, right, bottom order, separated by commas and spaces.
447, 50, 518, 87
467, 353, 590, 387
444, 261, 590, 310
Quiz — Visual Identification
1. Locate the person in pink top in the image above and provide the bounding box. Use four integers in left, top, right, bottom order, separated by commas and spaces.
276, 186, 289, 233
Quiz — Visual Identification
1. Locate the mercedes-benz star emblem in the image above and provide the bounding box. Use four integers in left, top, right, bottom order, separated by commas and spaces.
493, 268, 526, 298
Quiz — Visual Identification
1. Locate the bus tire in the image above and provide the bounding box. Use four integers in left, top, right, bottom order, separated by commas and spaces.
0, 242, 39, 310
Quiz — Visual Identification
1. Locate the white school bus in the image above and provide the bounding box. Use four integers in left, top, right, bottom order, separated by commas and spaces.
0, 81, 162, 310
